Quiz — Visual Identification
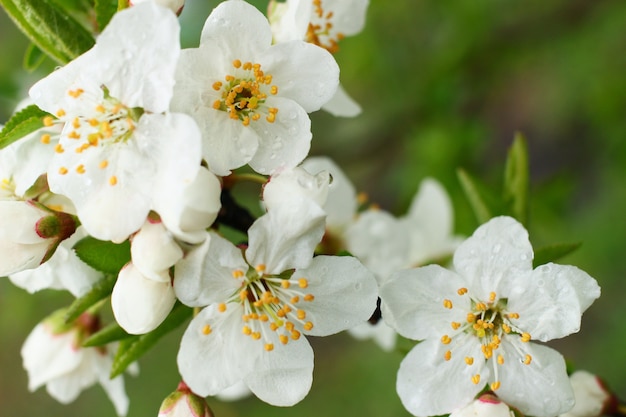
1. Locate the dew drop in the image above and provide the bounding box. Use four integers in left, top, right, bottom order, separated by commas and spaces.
520, 253, 528, 261
354, 282, 362, 291
271, 137, 283, 150
492, 244, 501, 254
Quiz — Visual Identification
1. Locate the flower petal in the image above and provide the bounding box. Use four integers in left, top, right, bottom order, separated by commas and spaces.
396, 336, 487, 417
380, 265, 469, 340
321, 83, 362, 117
497, 340, 574, 416
291, 255, 378, 336
174, 232, 248, 307
453, 216, 533, 301
506, 263, 600, 341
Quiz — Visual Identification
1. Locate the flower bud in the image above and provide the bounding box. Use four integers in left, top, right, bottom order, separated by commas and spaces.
158, 382, 213, 417
450, 394, 517, 417
263, 166, 330, 210
560, 371, 612, 417
131, 219, 183, 281
130, 0, 185, 15
0, 200, 77, 275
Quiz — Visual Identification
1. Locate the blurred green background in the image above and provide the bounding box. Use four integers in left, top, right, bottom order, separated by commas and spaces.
1, 0, 625, 416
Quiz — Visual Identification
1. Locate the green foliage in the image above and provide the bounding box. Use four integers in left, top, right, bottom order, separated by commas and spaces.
0, 104, 49, 150
73, 236, 131, 274
94, 0, 117, 32
533, 241, 582, 268
456, 168, 499, 225
64, 275, 116, 323
503, 133, 529, 226
110, 303, 192, 378
22, 43, 46, 72
0, 0, 94, 64
82, 321, 132, 347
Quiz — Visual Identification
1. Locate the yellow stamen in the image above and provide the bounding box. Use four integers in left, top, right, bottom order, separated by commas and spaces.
443, 299, 453, 309
489, 292, 496, 303
58, 167, 68, 175
76, 164, 86, 174
523, 354, 532, 365
441, 335, 451, 345
109, 175, 118, 186
444, 350, 452, 361
232, 269, 244, 278
521, 332, 531, 343
202, 324, 212, 335
471, 374, 481, 385
304, 294, 315, 302
232, 59, 242, 68
497, 354, 504, 365
264, 343, 274, 351
40, 134, 51, 144
465, 357, 474, 365
218, 303, 227, 313
491, 381, 501, 391
298, 278, 308, 288
451, 322, 461, 330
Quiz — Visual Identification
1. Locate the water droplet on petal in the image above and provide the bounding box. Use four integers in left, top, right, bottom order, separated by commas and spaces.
492, 244, 501, 254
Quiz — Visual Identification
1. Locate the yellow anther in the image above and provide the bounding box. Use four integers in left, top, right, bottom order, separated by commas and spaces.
291, 296, 300, 304
266, 112, 276, 123
109, 175, 118, 186
269, 322, 279, 331
87, 133, 101, 145
283, 305, 292, 314
303, 322, 313, 331
270, 85, 278, 95
490, 381, 501, 391
521, 332, 531, 343
232, 59, 242, 68
441, 335, 451, 345
232, 269, 244, 278
471, 374, 481, 385
264, 343, 274, 352
58, 167, 68, 175
242, 326, 252, 335
259, 314, 269, 322
243, 62, 252, 70
68, 88, 84, 98
212, 99, 221, 109
451, 322, 461, 330
497, 354, 504, 365
67, 130, 80, 139
72, 117, 81, 129
304, 294, 315, 302
508, 312, 520, 319
465, 357, 474, 366
225, 74, 235, 82
76, 164, 86, 174
250, 313, 259, 320
285, 321, 295, 332
489, 292, 497, 303
297, 310, 306, 320
242, 116, 250, 126
239, 289, 249, 301
276, 309, 286, 318
502, 323, 511, 333
444, 350, 452, 361
255, 264, 266, 273
56, 109, 66, 117
279, 335, 289, 344
443, 299, 453, 309
523, 354, 532, 365
291, 330, 301, 340
202, 324, 212, 335
466, 313, 476, 323
252, 113, 261, 121
95, 104, 106, 113
89, 118, 99, 126
481, 345, 493, 359
252, 332, 261, 340
476, 302, 487, 311
218, 303, 227, 313
298, 278, 308, 288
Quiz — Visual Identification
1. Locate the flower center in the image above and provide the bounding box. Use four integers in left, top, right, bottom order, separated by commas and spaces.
202, 264, 315, 352
51, 86, 142, 186
305, 0, 344, 54
440, 288, 534, 392
211, 60, 279, 126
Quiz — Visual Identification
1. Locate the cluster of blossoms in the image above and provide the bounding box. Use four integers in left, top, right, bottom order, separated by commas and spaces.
0, 1, 615, 417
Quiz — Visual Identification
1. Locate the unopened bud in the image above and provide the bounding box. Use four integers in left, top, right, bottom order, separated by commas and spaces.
158, 381, 213, 417
450, 394, 518, 417
560, 371, 613, 417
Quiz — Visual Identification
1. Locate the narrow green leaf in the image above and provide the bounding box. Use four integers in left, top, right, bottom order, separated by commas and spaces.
0, 105, 50, 150
111, 304, 192, 378
83, 321, 132, 347
73, 236, 131, 274
0, 0, 95, 64
533, 242, 582, 268
503, 132, 530, 226
95, 0, 117, 32
457, 168, 495, 225
23, 43, 47, 72
64, 275, 116, 323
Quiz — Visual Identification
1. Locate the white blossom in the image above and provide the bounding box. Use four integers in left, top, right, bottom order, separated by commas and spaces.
381, 216, 601, 417
560, 371, 611, 417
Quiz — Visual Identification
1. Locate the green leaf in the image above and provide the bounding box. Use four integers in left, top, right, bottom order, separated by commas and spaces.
0, 105, 50, 150
111, 303, 192, 378
64, 274, 116, 323
0, 0, 95, 64
457, 168, 499, 225
503, 132, 530, 226
23, 43, 47, 72
533, 242, 582, 268
73, 236, 131, 274
95, 0, 117, 32
82, 321, 132, 347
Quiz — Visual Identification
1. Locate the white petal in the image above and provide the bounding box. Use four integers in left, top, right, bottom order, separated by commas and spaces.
396, 336, 487, 417
131, 221, 183, 281
174, 232, 248, 307
291, 255, 378, 336
269, 0, 312, 42
246, 202, 325, 274
497, 340, 574, 416
177, 305, 258, 396
301, 156, 358, 233
263, 166, 329, 210
0, 200, 47, 243
507, 263, 600, 341
380, 265, 469, 340
321, 84, 362, 118
453, 216, 533, 301
348, 320, 397, 352
200, 1, 272, 57
215, 380, 252, 402
248, 96, 311, 175
244, 337, 314, 406
260, 41, 339, 113
93, 353, 131, 417
344, 209, 410, 283
324, 0, 369, 37
111, 263, 176, 334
